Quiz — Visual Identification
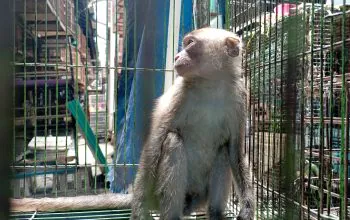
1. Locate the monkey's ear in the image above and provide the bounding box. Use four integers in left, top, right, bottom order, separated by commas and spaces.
225, 37, 240, 57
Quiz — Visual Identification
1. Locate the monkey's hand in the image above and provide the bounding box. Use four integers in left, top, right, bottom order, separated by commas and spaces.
237, 207, 254, 220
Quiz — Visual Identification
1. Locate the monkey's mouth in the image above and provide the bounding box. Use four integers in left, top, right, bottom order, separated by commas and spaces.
174, 62, 190, 76
174, 64, 186, 76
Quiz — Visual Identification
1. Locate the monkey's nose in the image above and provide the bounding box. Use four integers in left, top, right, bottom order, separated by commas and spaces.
175, 55, 180, 61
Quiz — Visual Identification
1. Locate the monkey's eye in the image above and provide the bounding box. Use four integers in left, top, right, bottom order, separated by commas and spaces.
183, 37, 195, 47
187, 39, 194, 44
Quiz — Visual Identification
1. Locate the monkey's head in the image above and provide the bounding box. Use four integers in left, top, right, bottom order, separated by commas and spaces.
174, 28, 242, 80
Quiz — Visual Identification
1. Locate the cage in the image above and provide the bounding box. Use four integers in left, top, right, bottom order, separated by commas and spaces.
8, 0, 350, 219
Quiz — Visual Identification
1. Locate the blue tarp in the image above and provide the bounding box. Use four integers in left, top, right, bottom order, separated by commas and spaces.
108, 0, 226, 193
109, 0, 171, 193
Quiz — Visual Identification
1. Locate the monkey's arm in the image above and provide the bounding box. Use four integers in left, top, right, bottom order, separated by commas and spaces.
228, 124, 255, 220
10, 193, 132, 212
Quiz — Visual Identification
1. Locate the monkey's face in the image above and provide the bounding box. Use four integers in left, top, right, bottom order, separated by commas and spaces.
174, 28, 242, 80
174, 34, 203, 77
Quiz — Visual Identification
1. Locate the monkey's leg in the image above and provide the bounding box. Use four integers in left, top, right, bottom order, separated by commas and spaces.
157, 132, 187, 220
207, 147, 232, 220
130, 170, 154, 220
229, 136, 255, 220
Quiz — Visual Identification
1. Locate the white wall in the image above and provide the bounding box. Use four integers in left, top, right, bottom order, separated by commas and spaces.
164, 0, 182, 93
108, 31, 116, 132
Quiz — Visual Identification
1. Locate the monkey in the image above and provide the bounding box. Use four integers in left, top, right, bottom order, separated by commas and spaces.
130, 27, 254, 220
10, 28, 254, 220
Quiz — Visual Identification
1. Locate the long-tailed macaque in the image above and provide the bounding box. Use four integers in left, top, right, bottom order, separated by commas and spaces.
11, 28, 254, 220
131, 28, 254, 220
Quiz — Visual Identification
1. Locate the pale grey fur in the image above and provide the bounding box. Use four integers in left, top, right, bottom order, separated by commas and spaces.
11, 194, 132, 212
131, 28, 254, 220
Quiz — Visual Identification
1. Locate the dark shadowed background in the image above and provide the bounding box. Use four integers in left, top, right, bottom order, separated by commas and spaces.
0, 0, 13, 219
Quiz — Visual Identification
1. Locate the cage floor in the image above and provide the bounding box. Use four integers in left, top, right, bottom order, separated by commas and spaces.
11, 209, 133, 220
10, 209, 237, 220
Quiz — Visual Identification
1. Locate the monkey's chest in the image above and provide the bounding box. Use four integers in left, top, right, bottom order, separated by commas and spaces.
176, 103, 231, 161
171, 100, 235, 194
179, 103, 228, 136
180, 113, 230, 193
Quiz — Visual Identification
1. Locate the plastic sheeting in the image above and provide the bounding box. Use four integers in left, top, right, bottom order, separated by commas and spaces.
109, 0, 170, 193
109, 0, 226, 193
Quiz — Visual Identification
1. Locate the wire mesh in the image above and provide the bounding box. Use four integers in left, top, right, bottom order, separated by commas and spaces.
10, 0, 350, 219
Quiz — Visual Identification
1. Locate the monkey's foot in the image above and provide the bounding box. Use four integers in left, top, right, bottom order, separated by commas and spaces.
237, 208, 254, 220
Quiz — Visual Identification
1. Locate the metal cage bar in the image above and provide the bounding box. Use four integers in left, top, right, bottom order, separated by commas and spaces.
9, 0, 350, 219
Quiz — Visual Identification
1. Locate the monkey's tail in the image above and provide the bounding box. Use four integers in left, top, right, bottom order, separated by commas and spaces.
10, 193, 133, 212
